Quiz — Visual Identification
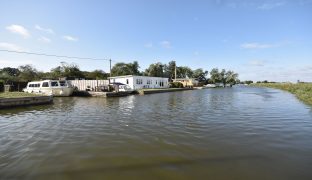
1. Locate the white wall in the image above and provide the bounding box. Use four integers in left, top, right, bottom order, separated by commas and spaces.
68, 80, 109, 91
111, 76, 169, 90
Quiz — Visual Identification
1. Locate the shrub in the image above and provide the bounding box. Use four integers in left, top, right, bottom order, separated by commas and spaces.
0, 80, 3, 92
170, 82, 184, 88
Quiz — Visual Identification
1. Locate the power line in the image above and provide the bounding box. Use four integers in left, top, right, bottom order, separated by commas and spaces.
0, 49, 114, 62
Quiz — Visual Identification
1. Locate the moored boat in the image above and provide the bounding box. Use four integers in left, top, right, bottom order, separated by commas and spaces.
23, 80, 74, 96
203, 84, 216, 88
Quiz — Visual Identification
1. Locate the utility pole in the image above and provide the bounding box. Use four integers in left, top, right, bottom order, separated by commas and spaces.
109, 59, 112, 77
109, 59, 112, 84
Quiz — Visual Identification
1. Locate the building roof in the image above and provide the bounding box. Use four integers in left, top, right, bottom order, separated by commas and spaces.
109, 75, 168, 79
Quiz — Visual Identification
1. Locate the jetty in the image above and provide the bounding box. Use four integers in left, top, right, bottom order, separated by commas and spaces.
0, 92, 53, 109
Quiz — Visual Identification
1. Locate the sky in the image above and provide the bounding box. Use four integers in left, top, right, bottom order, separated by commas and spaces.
0, 0, 311, 82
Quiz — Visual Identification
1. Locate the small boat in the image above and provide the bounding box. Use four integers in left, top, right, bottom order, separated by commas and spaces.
203, 84, 216, 88
23, 80, 74, 96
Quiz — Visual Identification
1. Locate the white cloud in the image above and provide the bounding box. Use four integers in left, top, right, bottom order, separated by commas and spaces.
6, 24, 30, 38
35, 25, 54, 34
241, 42, 277, 49
258, 2, 285, 10
249, 60, 265, 66
0, 42, 24, 51
63, 35, 78, 41
144, 42, 153, 48
38, 36, 51, 43
160, 41, 172, 49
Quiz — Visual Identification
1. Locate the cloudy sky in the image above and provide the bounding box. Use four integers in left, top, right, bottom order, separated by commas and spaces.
0, 0, 311, 82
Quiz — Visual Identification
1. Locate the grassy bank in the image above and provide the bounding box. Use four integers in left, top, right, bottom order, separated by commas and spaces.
252, 83, 312, 105
0, 92, 41, 99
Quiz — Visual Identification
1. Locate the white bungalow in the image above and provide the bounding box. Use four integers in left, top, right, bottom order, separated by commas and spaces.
108, 75, 169, 90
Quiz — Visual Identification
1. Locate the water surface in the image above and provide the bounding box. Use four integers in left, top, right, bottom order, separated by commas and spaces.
1, 86, 312, 179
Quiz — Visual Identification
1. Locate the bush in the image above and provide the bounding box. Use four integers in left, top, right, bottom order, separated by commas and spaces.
0, 80, 3, 92
170, 82, 184, 88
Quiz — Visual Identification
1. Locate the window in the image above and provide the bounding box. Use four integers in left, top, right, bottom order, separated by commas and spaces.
156, 80, 158, 84
42, 82, 49, 87
59, 81, 67, 86
136, 79, 143, 84
51, 81, 59, 87
126, 79, 129, 84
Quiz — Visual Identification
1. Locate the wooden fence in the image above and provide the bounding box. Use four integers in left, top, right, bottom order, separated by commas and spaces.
68, 80, 109, 91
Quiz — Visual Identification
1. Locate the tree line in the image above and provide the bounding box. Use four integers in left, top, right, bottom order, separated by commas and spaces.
110, 60, 239, 86
0, 61, 239, 86
0, 62, 108, 83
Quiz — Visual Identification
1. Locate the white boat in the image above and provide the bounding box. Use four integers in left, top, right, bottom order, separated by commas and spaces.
23, 80, 74, 96
203, 84, 216, 88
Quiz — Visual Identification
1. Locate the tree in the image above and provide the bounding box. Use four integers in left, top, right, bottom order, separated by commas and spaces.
0, 67, 20, 83
111, 61, 141, 76
209, 68, 221, 84
209, 68, 239, 87
164, 61, 176, 81
145, 62, 165, 77
176, 66, 193, 78
84, 70, 108, 80
18, 65, 39, 81
192, 68, 208, 83
220, 69, 227, 87
128, 61, 140, 75
225, 70, 239, 86
50, 62, 85, 79
0, 67, 20, 77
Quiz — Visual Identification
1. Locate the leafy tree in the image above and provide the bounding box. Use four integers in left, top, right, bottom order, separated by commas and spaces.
164, 61, 176, 81
192, 68, 208, 83
0, 67, 20, 83
111, 61, 141, 76
129, 61, 140, 75
18, 65, 39, 81
0, 67, 20, 77
84, 70, 108, 80
145, 62, 165, 77
50, 62, 85, 79
225, 70, 239, 86
209, 68, 221, 83
176, 66, 193, 78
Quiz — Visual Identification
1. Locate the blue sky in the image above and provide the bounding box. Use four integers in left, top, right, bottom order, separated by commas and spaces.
0, 0, 311, 82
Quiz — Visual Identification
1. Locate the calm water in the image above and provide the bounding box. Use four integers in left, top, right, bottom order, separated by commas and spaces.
1, 86, 312, 179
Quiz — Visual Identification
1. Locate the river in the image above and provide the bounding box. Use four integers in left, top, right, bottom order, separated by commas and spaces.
1, 86, 312, 179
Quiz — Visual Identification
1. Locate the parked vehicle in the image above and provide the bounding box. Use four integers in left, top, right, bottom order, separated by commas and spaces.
23, 80, 74, 96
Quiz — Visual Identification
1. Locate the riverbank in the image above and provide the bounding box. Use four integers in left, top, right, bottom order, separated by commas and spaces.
0, 92, 53, 108
252, 83, 312, 105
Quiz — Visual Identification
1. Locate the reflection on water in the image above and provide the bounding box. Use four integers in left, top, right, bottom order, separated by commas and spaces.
0, 87, 312, 179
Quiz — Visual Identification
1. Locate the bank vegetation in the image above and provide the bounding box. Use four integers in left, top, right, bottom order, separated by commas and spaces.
253, 83, 312, 105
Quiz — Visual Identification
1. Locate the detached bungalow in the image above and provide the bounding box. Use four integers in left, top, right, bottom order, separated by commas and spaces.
109, 75, 169, 90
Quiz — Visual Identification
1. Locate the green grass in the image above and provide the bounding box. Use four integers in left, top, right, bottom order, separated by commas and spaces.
0, 92, 41, 98
252, 83, 312, 105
